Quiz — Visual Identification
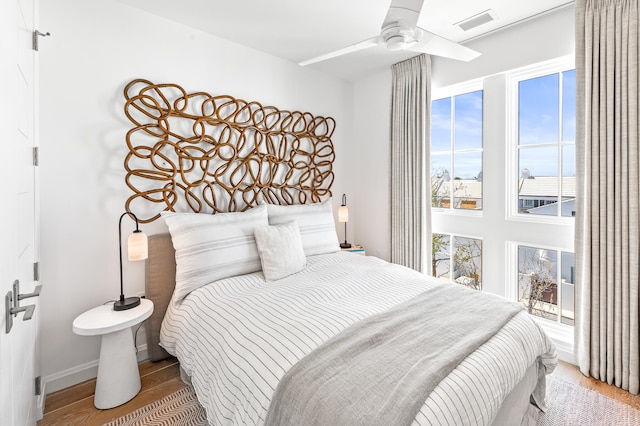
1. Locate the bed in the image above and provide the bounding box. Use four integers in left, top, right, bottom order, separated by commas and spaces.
125, 79, 557, 425
143, 202, 557, 426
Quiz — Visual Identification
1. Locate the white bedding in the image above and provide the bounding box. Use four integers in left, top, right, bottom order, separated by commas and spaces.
160, 252, 557, 426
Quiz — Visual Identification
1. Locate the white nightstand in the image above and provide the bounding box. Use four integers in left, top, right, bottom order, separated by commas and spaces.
72, 298, 153, 409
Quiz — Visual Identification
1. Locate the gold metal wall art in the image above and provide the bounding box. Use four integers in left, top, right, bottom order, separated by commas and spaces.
123, 79, 336, 223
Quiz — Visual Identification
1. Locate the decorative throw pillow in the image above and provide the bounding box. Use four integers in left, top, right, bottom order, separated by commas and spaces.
254, 221, 307, 281
266, 199, 340, 256
161, 204, 268, 303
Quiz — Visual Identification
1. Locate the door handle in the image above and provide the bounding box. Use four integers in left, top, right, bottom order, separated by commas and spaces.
14, 280, 42, 302
5, 280, 40, 334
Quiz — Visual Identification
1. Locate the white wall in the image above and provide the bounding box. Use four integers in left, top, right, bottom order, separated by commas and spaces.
349, 71, 392, 259
39, 0, 353, 392
348, 5, 575, 263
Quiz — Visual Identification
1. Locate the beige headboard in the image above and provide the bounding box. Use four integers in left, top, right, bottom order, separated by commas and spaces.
144, 233, 176, 361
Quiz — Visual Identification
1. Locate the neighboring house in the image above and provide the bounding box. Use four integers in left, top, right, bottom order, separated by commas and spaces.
433, 179, 483, 210
518, 176, 576, 216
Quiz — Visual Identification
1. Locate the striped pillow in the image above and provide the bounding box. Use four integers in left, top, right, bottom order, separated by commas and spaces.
161, 204, 268, 303
266, 199, 340, 256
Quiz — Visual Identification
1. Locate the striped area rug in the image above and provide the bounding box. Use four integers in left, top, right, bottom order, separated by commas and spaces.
103, 386, 207, 426
104, 376, 640, 425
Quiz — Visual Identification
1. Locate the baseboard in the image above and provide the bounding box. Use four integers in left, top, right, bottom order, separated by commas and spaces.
43, 344, 149, 394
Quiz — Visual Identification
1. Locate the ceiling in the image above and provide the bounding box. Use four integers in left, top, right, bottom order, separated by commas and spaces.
116, 0, 574, 81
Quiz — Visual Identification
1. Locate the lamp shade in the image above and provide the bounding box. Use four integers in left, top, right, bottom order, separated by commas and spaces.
338, 205, 349, 223
127, 231, 148, 261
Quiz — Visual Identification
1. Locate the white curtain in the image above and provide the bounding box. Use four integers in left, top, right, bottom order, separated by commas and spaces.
390, 54, 431, 272
575, 0, 640, 394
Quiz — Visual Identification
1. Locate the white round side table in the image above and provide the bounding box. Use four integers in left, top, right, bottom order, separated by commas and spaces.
72, 298, 154, 409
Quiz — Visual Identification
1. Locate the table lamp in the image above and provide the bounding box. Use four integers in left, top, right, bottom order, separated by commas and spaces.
114, 212, 148, 311
338, 194, 351, 248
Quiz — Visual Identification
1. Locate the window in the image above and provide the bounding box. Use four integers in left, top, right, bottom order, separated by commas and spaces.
431, 89, 483, 211
505, 57, 576, 331
517, 246, 575, 326
515, 69, 576, 218
431, 57, 576, 359
432, 233, 482, 290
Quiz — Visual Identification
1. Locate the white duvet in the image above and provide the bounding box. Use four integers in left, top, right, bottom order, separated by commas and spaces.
160, 252, 557, 425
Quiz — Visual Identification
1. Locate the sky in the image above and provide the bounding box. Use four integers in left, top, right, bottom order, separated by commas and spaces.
431, 70, 576, 180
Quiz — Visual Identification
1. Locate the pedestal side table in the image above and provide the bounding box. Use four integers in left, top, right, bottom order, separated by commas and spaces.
72, 298, 153, 409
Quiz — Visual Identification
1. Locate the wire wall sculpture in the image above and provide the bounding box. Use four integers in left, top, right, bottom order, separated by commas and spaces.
123, 79, 336, 223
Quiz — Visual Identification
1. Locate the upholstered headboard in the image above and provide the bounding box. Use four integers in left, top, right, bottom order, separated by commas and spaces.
144, 233, 176, 361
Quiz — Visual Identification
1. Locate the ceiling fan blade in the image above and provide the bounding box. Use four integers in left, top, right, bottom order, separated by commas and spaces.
381, 0, 424, 29
409, 27, 481, 62
298, 36, 380, 66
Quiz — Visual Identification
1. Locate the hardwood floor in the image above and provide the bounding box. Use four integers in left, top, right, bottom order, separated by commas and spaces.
38, 357, 188, 426
39, 358, 640, 425
551, 360, 640, 410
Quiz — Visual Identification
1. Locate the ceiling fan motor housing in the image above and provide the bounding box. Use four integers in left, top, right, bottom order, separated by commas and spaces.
382, 22, 419, 50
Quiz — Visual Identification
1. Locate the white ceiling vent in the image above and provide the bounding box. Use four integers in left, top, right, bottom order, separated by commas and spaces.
456, 9, 497, 32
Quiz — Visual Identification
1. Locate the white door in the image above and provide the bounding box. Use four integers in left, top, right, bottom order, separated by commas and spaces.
0, 0, 41, 424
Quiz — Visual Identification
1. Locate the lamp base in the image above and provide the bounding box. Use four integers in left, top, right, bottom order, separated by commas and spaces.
340, 242, 352, 249
114, 296, 140, 311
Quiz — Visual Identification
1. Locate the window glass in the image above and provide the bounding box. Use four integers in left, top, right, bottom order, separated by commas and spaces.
518, 74, 559, 145
453, 152, 482, 210
431, 90, 483, 211
432, 233, 450, 279
517, 245, 574, 325
562, 144, 576, 217
454, 91, 483, 150
518, 246, 558, 321
431, 154, 451, 208
518, 146, 559, 216
453, 236, 482, 290
516, 70, 575, 217
431, 98, 452, 153
432, 233, 482, 290
562, 70, 576, 142
560, 251, 575, 325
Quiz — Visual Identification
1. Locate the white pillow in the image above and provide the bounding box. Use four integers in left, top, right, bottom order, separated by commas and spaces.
254, 221, 307, 281
161, 204, 268, 303
266, 199, 340, 256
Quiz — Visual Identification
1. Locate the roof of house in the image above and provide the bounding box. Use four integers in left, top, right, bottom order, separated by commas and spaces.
433, 176, 576, 201
519, 176, 576, 197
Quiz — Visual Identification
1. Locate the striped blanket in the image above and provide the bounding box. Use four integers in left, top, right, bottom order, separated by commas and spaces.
160, 252, 557, 425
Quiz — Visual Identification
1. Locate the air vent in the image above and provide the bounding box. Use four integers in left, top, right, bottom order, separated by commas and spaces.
456, 9, 497, 32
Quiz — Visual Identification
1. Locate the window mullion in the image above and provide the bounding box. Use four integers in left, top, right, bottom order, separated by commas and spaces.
557, 72, 563, 218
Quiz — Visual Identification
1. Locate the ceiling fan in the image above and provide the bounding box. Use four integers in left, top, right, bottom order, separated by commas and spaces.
299, 0, 481, 66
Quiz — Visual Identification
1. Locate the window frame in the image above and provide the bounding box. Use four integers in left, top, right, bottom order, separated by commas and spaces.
505, 240, 575, 348
505, 55, 575, 225
431, 79, 484, 216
